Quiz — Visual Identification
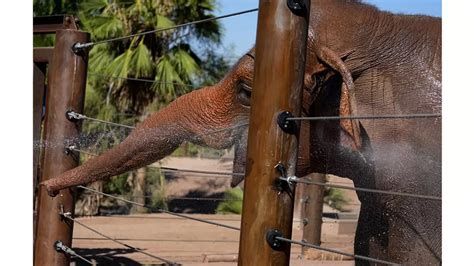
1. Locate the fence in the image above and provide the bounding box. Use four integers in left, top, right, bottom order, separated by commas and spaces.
33, 2, 441, 266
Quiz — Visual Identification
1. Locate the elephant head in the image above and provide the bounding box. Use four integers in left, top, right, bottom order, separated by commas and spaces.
42, 51, 257, 195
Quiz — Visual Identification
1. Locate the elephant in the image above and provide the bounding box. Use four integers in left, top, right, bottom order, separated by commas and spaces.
42, 0, 441, 265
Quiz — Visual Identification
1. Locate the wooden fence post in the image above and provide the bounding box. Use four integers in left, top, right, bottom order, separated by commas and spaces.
301, 173, 325, 256
34, 29, 89, 266
238, 0, 310, 265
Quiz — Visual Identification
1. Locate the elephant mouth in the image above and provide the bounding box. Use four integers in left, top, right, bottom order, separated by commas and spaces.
230, 128, 248, 187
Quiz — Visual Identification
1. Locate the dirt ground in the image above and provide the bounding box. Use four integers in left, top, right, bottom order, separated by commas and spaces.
71, 156, 360, 265
71, 214, 356, 265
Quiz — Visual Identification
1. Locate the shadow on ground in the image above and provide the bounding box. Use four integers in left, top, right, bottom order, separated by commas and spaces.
168, 190, 225, 214
72, 247, 173, 265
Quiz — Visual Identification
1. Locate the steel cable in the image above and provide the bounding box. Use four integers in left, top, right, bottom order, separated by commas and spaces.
88, 72, 195, 87
74, 8, 259, 50
68, 145, 241, 177
68, 145, 439, 200
287, 113, 441, 121
74, 237, 238, 243
126, 195, 240, 201
67, 111, 135, 129
61, 212, 178, 265
54, 240, 95, 265
66, 111, 249, 141
78, 185, 240, 231
274, 236, 400, 265
282, 176, 441, 201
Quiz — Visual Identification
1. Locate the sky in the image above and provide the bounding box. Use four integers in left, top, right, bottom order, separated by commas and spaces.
214, 0, 442, 57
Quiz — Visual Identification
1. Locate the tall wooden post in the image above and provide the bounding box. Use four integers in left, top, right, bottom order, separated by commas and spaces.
301, 173, 325, 256
34, 29, 89, 266
238, 0, 310, 265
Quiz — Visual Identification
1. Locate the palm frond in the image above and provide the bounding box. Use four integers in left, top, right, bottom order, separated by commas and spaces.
88, 16, 125, 39
80, 0, 108, 14
105, 48, 134, 86
170, 48, 201, 80
156, 14, 175, 29
130, 40, 153, 77
154, 55, 184, 98
89, 44, 115, 73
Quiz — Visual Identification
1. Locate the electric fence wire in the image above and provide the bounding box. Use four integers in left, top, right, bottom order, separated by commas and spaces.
287, 113, 441, 121
118, 194, 241, 202
274, 236, 400, 265
70, 189, 391, 264
78, 185, 240, 231
66, 111, 136, 129
61, 212, 178, 265
282, 176, 441, 201
54, 240, 95, 265
66, 111, 250, 140
74, 8, 259, 50
67, 145, 440, 200
88, 72, 194, 88
74, 237, 239, 243
66, 145, 243, 177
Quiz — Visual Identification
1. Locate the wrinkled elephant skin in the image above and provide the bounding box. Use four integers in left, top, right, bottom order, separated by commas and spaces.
42, 1, 441, 265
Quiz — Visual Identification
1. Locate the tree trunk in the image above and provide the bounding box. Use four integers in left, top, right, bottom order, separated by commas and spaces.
130, 167, 148, 213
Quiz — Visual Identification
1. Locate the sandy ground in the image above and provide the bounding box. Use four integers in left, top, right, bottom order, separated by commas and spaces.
71, 156, 360, 265
71, 214, 356, 265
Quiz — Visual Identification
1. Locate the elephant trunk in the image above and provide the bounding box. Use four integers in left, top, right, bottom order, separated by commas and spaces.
41, 86, 239, 196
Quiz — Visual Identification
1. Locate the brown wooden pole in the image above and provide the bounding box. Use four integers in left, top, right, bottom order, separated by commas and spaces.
238, 1, 310, 265
301, 173, 325, 257
34, 29, 89, 266
33, 63, 47, 241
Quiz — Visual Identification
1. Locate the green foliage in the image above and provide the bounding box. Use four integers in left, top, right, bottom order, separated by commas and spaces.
146, 167, 168, 210
33, 0, 79, 16
103, 173, 130, 195
216, 188, 243, 214
34, 0, 233, 201
324, 188, 348, 211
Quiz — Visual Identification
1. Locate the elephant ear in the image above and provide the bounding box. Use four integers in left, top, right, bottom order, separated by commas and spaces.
316, 46, 362, 149
339, 83, 362, 150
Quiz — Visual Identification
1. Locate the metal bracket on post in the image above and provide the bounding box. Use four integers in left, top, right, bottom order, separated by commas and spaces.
287, 0, 306, 16
71, 42, 91, 55
65, 109, 85, 122
273, 162, 296, 199
274, 162, 287, 193
266, 229, 283, 250
277, 111, 298, 135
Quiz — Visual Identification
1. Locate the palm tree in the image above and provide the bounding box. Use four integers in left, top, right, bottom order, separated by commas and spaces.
80, 0, 225, 214
82, 0, 222, 112
34, 0, 230, 215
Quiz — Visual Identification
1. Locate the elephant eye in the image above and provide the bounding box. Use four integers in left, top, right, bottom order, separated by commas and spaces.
238, 82, 252, 107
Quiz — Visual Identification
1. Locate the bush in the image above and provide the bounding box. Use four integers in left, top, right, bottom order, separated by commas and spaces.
146, 167, 168, 210
216, 187, 243, 214
324, 188, 348, 211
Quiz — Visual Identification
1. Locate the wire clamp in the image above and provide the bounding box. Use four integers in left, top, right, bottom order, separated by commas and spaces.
64, 144, 75, 155
54, 240, 74, 255
66, 109, 85, 122
286, 175, 298, 183
277, 111, 298, 135
266, 229, 284, 250
275, 163, 297, 183
72, 42, 92, 55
